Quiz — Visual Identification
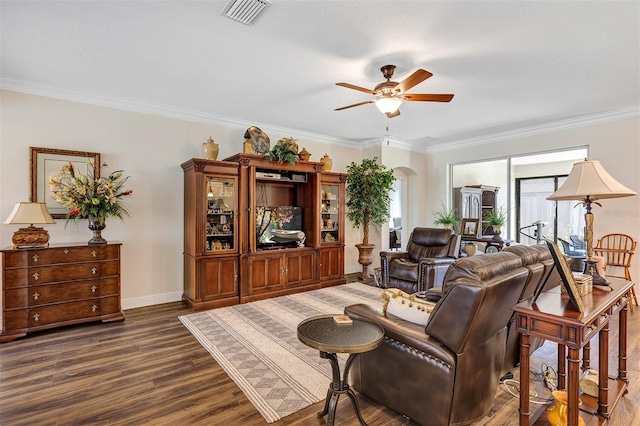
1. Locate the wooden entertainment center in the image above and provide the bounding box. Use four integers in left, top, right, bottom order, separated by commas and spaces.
181, 154, 347, 311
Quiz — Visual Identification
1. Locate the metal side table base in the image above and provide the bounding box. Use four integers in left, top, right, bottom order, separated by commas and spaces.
318, 352, 367, 426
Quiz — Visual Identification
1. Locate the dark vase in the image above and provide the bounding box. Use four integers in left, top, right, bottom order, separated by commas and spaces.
492, 225, 503, 241
87, 216, 107, 245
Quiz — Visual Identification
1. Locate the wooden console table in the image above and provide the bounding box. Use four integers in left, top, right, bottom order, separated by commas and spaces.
513, 278, 632, 426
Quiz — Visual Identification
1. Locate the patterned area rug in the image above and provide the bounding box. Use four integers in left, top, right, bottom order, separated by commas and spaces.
179, 282, 383, 423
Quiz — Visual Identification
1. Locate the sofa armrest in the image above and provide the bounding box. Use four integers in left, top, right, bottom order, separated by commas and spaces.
417, 257, 457, 291
344, 303, 453, 361
344, 303, 456, 426
380, 250, 410, 288
424, 286, 443, 302
380, 250, 409, 262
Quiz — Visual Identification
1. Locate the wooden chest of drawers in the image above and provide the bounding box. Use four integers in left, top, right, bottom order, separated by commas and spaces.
1, 242, 124, 342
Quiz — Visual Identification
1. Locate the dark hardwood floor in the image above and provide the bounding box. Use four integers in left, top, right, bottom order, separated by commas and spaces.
0, 300, 638, 425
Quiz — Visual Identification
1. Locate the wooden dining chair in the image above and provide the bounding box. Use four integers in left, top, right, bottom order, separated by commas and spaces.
594, 233, 638, 307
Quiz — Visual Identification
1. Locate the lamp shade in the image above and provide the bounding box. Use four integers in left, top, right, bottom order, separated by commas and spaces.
375, 97, 402, 115
547, 159, 637, 201
4, 202, 56, 225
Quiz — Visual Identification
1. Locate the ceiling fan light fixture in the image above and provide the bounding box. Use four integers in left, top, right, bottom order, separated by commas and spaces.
375, 97, 402, 115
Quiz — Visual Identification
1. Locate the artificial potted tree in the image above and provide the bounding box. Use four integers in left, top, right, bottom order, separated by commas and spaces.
432, 201, 460, 230
346, 157, 396, 281
486, 207, 507, 241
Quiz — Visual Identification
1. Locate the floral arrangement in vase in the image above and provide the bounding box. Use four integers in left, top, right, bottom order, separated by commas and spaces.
50, 159, 133, 227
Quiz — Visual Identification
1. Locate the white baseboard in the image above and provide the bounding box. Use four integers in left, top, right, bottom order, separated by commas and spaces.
122, 291, 183, 310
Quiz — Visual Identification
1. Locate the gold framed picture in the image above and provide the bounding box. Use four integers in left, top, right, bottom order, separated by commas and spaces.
461, 218, 479, 237
30, 147, 101, 219
545, 238, 584, 312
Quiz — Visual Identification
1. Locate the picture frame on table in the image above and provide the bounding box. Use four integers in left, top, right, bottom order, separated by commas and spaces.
461, 218, 480, 237
543, 238, 585, 312
30, 147, 101, 219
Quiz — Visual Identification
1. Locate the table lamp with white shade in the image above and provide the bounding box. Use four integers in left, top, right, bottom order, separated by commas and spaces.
4, 202, 56, 249
547, 159, 637, 285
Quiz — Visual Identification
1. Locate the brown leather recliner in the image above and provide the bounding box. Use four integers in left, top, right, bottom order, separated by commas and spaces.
379, 227, 461, 294
345, 251, 530, 426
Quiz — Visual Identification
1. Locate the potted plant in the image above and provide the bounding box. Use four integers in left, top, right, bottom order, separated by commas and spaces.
486, 207, 507, 241
346, 157, 396, 281
432, 201, 460, 230
264, 137, 299, 164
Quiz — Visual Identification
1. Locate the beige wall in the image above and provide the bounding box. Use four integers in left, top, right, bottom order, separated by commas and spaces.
425, 116, 640, 279
0, 90, 363, 308
2, 90, 638, 308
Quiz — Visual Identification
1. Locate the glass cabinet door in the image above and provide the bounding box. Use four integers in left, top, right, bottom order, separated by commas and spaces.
321, 184, 339, 243
205, 176, 235, 252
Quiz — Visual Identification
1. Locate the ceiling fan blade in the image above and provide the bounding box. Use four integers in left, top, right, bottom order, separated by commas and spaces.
387, 109, 401, 118
334, 100, 375, 111
335, 82, 375, 95
394, 69, 433, 93
400, 93, 454, 102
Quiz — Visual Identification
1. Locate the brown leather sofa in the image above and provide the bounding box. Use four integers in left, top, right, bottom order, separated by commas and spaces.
500, 244, 561, 374
379, 227, 461, 294
423, 244, 562, 376
344, 248, 545, 426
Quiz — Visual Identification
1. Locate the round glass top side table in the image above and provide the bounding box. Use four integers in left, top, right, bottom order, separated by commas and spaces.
297, 314, 384, 426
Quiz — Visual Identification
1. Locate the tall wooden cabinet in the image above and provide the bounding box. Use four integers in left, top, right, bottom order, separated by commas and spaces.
319, 172, 346, 284
182, 159, 240, 310
182, 154, 346, 310
454, 185, 499, 236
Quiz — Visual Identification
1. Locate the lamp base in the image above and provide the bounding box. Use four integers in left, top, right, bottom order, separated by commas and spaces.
12, 226, 50, 249
583, 260, 609, 286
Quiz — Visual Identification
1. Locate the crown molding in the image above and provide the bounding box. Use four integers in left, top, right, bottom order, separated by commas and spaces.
0, 75, 359, 148
4, 76, 637, 155
424, 107, 640, 154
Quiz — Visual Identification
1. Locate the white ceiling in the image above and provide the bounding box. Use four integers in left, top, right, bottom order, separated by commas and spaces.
2, 1, 639, 151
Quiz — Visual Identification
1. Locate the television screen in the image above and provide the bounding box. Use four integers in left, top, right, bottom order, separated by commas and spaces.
256, 206, 303, 246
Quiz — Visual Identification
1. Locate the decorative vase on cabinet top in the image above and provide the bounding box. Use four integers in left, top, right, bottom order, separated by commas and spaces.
299, 147, 311, 161
320, 153, 332, 172
202, 137, 219, 160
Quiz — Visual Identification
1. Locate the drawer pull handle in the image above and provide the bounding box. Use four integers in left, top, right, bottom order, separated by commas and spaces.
33, 313, 40, 322
91, 285, 98, 293
32, 254, 39, 263
91, 267, 98, 275
91, 305, 98, 312
64, 249, 69, 255
33, 272, 40, 281
92, 250, 97, 258
33, 292, 40, 300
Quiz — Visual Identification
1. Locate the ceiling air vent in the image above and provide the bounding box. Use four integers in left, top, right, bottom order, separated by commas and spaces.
221, 0, 272, 25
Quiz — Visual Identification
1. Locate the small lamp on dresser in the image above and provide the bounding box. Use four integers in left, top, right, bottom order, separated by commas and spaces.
4, 202, 56, 249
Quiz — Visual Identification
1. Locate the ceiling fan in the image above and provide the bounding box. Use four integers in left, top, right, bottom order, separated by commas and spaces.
335, 65, 454, 118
